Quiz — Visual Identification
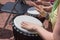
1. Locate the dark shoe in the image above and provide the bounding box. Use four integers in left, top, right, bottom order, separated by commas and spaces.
0, 4, 3, 12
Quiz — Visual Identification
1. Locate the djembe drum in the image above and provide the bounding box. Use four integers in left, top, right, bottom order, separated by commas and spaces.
12, 15, 43, 40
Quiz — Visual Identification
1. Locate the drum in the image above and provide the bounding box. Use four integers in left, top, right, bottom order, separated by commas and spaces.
27, 7, 40, 17
12, 15, 43, 40
27, 7, 46, 23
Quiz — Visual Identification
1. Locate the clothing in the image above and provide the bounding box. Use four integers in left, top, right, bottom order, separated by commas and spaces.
50, 0, 54, 4
50, 0, 54, 2
49, 0, 59, 29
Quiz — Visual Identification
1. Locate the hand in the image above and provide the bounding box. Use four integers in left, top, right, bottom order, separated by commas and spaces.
21, 21, 40, 31
25, 0, 46, 16
43, 20, 49, 28
25, 0, 42, 6
25, 0, 51, 17
25, 0, 35, 6
35, 5, 47, 17
41, 1, 51, 6
42, 4, 52, 12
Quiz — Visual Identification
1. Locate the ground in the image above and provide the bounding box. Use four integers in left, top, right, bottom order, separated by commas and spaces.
0, 0, 15, 40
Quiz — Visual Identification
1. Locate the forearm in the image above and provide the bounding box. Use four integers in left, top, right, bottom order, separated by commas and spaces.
53, 3, 60, 40
35, 26, 53, 40
53, 17, 60, 40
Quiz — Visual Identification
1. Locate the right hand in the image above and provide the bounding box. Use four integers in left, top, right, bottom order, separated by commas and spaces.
21, 21, 40, 31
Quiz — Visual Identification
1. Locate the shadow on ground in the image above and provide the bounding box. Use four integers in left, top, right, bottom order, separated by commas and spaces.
0, 28, 13, 39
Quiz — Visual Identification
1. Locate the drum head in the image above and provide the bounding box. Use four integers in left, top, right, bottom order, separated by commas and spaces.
27, 7, 40, 15
14, 15, 43, 34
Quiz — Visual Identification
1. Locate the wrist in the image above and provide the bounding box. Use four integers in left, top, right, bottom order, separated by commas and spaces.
33, 26, 41, 32
40, 10, 47, 17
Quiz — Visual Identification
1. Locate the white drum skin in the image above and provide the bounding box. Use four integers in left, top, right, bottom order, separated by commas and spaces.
27, 7, 40, 17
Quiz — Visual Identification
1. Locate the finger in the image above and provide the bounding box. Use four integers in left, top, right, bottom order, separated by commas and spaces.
35, 7, 41, 13
35, 1, 42, 5
35, 5, 44, 10
21, 22, 28, 26
21, 23, 29, 29
21, 23, 30, 30
21, 23, 26, 27
35, 7, 44, 16
25, 1, 34, 6
23, 21, 31, 25
21, 22, 30, 27
29, 1, 41, 9
30, 1, 43, 10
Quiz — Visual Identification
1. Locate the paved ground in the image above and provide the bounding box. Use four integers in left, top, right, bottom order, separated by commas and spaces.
0, 0, 15, 40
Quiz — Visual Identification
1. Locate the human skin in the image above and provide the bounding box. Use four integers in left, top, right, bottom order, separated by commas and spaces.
21, 21, 53, 40
53, 3, 60, 40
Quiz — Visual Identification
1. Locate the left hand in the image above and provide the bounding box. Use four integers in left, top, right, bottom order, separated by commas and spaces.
25, 0, 36, 6
25, 0, 42, 6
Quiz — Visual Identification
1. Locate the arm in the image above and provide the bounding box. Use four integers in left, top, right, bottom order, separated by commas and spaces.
53, 3, 60, 40
35, 24, 53, 40
21, 21, 53, 40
